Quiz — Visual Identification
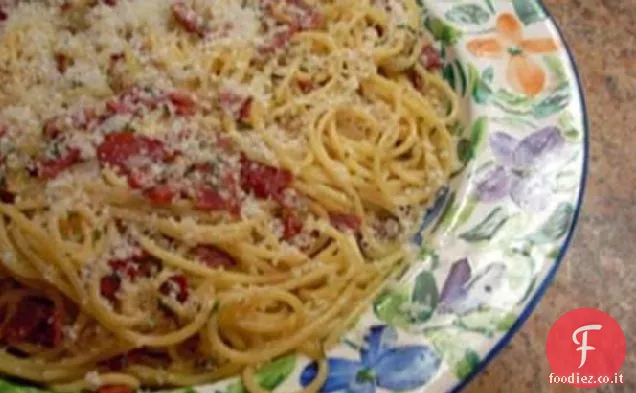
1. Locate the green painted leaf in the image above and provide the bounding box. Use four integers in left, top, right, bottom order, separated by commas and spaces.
454, 350, 480, 380
455, 60, 468, 96
532, 89, 572, 118
470, 116, 488, 152
457, 138, 472, 163
445, 4, 490, 25
224, 356, 296, 393
512, 0, 547, 25
492, 89, 533, 115
457, 117, 488, 163
528, 203, 575, 244
543, 55, 568, 85
425, 18, 463, 45
484, 0, 495, 14
428, 329, 478, 378
496, 312, 518, 331
441, 197, 479, 233
553, 170, 579, 192
460, 207, 509, 242
256, 355, 296, 391
418, 242, 440, 270
490, 116, 538, 130
506, 252, 535, 295
467, 64, 493, 104
455, 352, 480, 379
459, 308, 519, 336
558, 112, 581, 141
443, 63, 456, 92
374, 286, 412, 326
411, 271, 439, 323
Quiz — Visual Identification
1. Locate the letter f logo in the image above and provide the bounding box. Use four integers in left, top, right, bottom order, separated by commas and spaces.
572, 324, 602, 369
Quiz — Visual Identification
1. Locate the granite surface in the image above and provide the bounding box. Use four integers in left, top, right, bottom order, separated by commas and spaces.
465, 0, 636, 392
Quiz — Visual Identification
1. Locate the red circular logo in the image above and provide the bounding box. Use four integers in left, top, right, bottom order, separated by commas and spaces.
546, 308, 626, 388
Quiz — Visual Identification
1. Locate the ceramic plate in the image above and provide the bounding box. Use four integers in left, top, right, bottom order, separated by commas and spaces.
0, 0, 587, 392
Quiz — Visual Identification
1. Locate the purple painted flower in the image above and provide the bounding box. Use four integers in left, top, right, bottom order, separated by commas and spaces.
437, 258, 507, 315
474, 127, 565, 211
300, 326, 441, 393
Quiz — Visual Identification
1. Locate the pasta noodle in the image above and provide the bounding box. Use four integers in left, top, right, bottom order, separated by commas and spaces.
0, 0, 459, 392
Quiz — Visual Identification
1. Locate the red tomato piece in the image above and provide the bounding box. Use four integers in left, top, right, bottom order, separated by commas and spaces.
144, 185, 177, 206
282, 209, 303, 239
108, 254, 161, 282
420, 45, 443, 71
297, 79, 314, 94
171, 2, 205, 36
167, 92, 197, 116
240, 155, 293, 201
239, 97, 253, 122
329, 212, 362, 232
0, 187, 15, 204
160, 275, 189, 302
54, 53, 69, 73
218, 90, 252, 121
193, 245, 237, 269
38, 148, 82, 179
257, 26, 299, 56
193, 186, 228, 211
100, 274, 121, 301
96, 132, 173, 173
3, 298, 62, 348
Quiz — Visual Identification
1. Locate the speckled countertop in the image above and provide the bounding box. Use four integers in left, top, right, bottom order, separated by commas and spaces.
465, 1, 636, 392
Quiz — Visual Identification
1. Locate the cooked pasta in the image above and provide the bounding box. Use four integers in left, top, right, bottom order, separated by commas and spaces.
0, 0, 459, 392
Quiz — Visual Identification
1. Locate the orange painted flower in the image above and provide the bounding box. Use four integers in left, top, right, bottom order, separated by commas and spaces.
467, 13, 559, 96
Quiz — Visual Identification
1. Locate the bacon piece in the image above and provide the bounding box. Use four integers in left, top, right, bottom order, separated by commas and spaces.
97, 132, 174, 174
218, 89, 252, 122
100, 274, 121, 301
282, 209, 303, 239
193, 245, 237, 269
0, 187, 15, 204
329, 212, 362, 232
38, 148, 82, 179
240, 155, 293, 202
193, 186, 228, 211
257, 26, 299, 56
160, 275, 189, 303
97, 386, 133, 393
102, 0, 117, 6
54, 53, 70, 74
42, 108, 96, 139
144, 185, 177, 206
171, 2, 206, 37
297, 78, 314, 94
261, 0, 322, 30
109, 254, 161, 282
0, 8, 7, 22
167, 92, 197, 116
2, 298, 62, 348
420, 45, 443, 71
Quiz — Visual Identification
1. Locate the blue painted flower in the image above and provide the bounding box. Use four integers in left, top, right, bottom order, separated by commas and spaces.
300, 326, 441, 393
474, 126, 565, 211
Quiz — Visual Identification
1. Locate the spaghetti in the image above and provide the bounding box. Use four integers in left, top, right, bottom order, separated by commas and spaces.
0, 0, 459, 392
